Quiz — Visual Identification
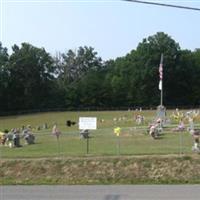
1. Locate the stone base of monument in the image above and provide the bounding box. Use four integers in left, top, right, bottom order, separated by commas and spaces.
156, 105, 166, 127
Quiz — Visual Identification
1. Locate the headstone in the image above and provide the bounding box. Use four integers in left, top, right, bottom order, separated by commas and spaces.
80, 129, 89, 139
43, 123, 48, 129
156, 105, 166, 127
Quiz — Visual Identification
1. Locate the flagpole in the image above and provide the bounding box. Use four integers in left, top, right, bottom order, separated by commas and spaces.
161, 81, 163, 106
158, 53, 166, 127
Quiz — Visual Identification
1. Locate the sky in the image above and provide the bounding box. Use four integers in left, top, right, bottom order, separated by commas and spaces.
1, 0, 200, 60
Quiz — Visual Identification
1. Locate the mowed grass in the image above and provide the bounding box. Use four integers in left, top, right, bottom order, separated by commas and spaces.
0, 110, 197, 158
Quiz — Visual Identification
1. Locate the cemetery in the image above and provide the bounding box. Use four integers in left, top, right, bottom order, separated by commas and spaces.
0, 108, 200, 159
1, 53, 199, 158
1, 108, 200, 184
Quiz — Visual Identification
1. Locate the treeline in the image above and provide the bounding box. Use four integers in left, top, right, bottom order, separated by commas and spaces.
1, 32, 200, 112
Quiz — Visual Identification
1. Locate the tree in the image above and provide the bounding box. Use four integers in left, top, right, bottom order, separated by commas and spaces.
0, 42, 9, 111
1, 31, 200, 112
134, 32, 180, 105
8, 43, 56, 110
57, 46, 103, 108
59, 46, 102, 84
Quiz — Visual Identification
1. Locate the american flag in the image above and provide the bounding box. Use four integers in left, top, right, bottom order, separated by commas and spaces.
159, 54, 163, 90
159, 54, 163, 80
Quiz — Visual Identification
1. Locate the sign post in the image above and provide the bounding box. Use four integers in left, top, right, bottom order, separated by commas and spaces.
114, 127, 121, 155
79, 117, 97, 154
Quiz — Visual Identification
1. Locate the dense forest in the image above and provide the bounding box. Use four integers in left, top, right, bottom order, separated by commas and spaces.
1, 32, 200, 112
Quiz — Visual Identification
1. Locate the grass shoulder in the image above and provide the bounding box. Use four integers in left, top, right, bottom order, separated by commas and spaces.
1, 154, 200, 185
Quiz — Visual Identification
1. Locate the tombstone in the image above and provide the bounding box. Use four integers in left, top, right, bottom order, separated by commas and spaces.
66, 120, 76, 127
80, 129, 89, 139
188, 117, 194, 131
135, 114, 144, 125
13, 132, 21, 147
24, 133, 35, 144
156, 105, 166, 127
43, 123, 48, 129
66, 120, 72, 127
192, 132, 200, 152
52, 124, 61, 140
71, 121, 76, 125
6, 131, 13, 148
149, 124, 158, 139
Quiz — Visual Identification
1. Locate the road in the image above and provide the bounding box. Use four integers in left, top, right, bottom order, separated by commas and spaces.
0, 185, 200, 200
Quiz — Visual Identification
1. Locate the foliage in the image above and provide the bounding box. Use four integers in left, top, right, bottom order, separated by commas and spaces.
1, 32, 200, 111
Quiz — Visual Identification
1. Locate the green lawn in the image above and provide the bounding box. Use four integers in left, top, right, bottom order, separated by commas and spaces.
0, 110, 196, 158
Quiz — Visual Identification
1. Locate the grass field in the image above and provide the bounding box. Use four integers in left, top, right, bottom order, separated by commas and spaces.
0, 110, 198, 158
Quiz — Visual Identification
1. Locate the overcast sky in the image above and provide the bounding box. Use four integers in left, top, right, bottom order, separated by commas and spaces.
1, 0, 200, 60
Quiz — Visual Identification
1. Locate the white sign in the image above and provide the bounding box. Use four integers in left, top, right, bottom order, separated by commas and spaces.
79, 117, 97, 130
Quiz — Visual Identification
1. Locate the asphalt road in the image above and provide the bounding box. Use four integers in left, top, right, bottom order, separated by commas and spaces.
1, 185, 200, 200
